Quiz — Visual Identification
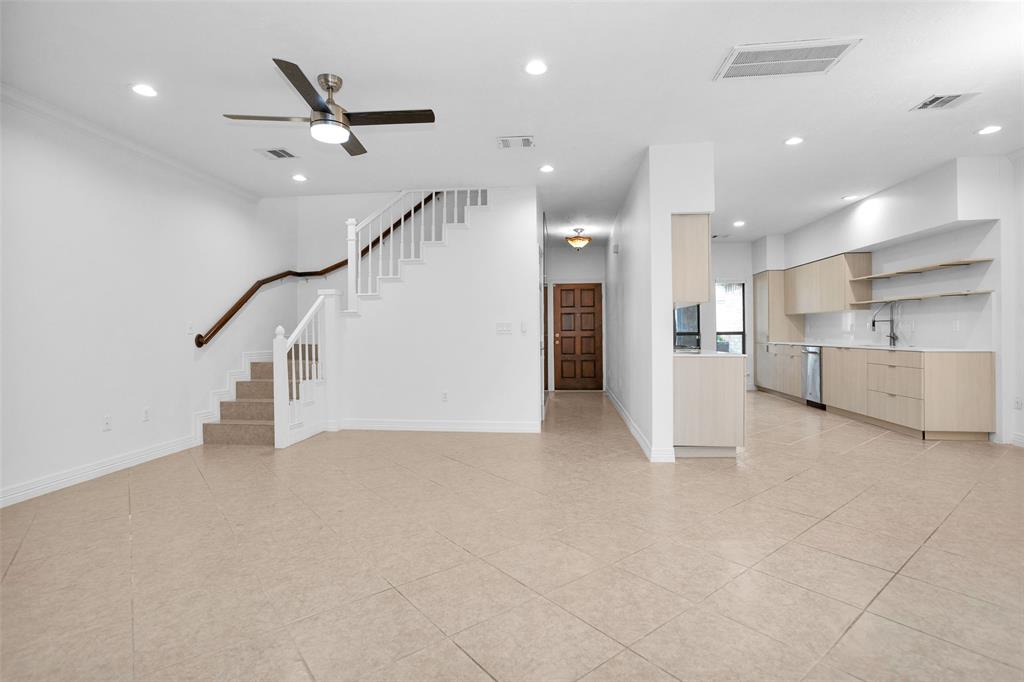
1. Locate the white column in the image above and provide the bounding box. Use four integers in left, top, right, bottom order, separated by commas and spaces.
272, 325, 289, 449
346, 218, 358, 311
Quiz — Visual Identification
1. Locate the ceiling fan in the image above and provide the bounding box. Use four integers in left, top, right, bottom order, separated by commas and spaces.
224, 58, 435, 156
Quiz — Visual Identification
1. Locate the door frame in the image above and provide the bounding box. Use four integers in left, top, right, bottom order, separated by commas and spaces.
547, 280, 606, 391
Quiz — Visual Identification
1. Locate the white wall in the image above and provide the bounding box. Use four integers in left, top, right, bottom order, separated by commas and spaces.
1009, 149, 1024, 447
544, 241, 606, 283
325, 187, 543, 431
287, 191, 399, 314
606, 154, 653, 455
710, 242, 754, 389
1, 95, 297, 504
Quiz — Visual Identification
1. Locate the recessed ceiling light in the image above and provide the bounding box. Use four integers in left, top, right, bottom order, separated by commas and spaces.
977, 125, 1002, 135
539, 164, 554, 173
842, 195, 859, 201
525, 59, 548, 76
131, 83, 158, 97
784, 136, 804, 146
733, 220, 746, 228
292, 174, 308, 182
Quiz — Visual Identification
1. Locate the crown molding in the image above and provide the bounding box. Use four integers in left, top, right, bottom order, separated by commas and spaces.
1, 83, 259, 202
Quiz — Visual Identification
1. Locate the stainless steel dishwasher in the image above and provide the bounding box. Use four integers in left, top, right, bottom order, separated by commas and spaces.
803, 346, 823, 407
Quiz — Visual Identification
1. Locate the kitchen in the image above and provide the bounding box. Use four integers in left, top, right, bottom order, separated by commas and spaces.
672, 156, 1013, 454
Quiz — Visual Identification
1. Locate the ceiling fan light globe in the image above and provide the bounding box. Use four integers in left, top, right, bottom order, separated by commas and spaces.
309, 119, 351, 144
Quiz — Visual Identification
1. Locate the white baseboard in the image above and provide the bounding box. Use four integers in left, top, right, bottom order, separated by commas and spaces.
338, 418, 541, 433
605, 389, 674, 462
1, 434, 196, 507
1013, 432, 1024, 448
1, 349, 271, 508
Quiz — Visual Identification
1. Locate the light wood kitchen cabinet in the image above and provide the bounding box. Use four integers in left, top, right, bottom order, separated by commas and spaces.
754, 270, 804, 343
822, 347, 868, 414
867, 390, 923, 430
784, 253, 872, 314
674, 355, 745, 450
867, 364, 923, 399
755, 344, 775, 391
923, 352, 995, 435
823, 348, 994, 439
672, 214, 710, 306
776, 345, 804, 398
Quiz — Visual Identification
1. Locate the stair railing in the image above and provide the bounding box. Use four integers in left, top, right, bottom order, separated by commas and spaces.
347, 188, 488, 306
272, 290, 331, 448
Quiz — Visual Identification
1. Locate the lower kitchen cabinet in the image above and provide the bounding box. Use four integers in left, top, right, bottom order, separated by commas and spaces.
817, 347, 994, 439
822, 347, 867, 414
755, 344, 803, 399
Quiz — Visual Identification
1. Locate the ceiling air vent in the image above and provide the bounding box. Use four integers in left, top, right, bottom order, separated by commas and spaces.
911, 93, 976, 111
714, 38, 861, 80
255, 148, 297, 160
497, 135, 535, 150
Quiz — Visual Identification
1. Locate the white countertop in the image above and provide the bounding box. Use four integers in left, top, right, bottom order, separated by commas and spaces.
765, 341, 993, 353
673, 351, 748, 358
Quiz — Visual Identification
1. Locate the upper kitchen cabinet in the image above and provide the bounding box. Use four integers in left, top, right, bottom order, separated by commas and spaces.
784, 253, 872, 314
754, 270, 804, 343
672, 214, 710, 306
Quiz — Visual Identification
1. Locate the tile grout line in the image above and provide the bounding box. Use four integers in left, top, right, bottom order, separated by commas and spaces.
805, 474, 983, 675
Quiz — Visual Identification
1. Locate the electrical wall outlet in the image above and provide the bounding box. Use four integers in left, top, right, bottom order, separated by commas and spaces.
441, 392, 448, 402
1015, 397, 1023, 410
953, 319, 960, 332
102, 415, 112, 432
142, 407, 151, 422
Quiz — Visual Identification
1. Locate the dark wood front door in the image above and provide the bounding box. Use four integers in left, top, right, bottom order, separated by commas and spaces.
554, 283, 603, 390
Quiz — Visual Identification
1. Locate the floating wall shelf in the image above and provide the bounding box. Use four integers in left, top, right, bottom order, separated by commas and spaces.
852, 289, 994, 306
849, 258, 993, 282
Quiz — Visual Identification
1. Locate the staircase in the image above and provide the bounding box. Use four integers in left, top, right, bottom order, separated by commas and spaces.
199, 188, 488, 447
203, 346, 317, 445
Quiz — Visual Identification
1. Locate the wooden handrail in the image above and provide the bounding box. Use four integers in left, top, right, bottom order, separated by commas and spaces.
194, 192, 439, 347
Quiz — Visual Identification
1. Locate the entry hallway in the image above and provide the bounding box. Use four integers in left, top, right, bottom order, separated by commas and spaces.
1, 392, 1021, 681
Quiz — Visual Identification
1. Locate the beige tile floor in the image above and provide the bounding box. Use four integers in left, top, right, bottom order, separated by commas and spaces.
1, 391, 1022, 681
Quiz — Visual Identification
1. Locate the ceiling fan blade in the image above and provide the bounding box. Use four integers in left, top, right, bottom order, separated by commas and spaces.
341, 132, 367, 156
345, 110, 435, 126
223, 114, 310, 122
272, 58, 331, 114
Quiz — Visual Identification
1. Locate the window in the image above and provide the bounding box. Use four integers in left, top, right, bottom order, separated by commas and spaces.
674, 304, 700, 351
715, 282, 745, 354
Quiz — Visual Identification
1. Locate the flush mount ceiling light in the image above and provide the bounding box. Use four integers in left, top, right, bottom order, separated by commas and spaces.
292, 174, 308, 182
131, 83, 158, 97
733, 220, 746, 227
565, 228, 591, 251
784, 136, 804, 146
525, 59, 548, 75
539, 164, 554, 173
977, 125, 1002, 135
309, 118, 351, 144
843, 194, 859, 201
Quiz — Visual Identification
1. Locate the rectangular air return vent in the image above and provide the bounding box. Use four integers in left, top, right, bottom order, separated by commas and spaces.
911, 93, 976, 110
497, 135, 535, 150
255, 148, 297, 160
714, 38, 861, 80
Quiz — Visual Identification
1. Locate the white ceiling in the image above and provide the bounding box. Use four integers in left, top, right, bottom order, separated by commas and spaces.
3, 2, 1021, 246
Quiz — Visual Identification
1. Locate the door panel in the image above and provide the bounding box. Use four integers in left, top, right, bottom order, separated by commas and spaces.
554, 283, 603, 390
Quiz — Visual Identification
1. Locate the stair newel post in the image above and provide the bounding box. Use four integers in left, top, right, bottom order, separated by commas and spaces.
272, 325, 289, 449
345, 218, 358, 312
